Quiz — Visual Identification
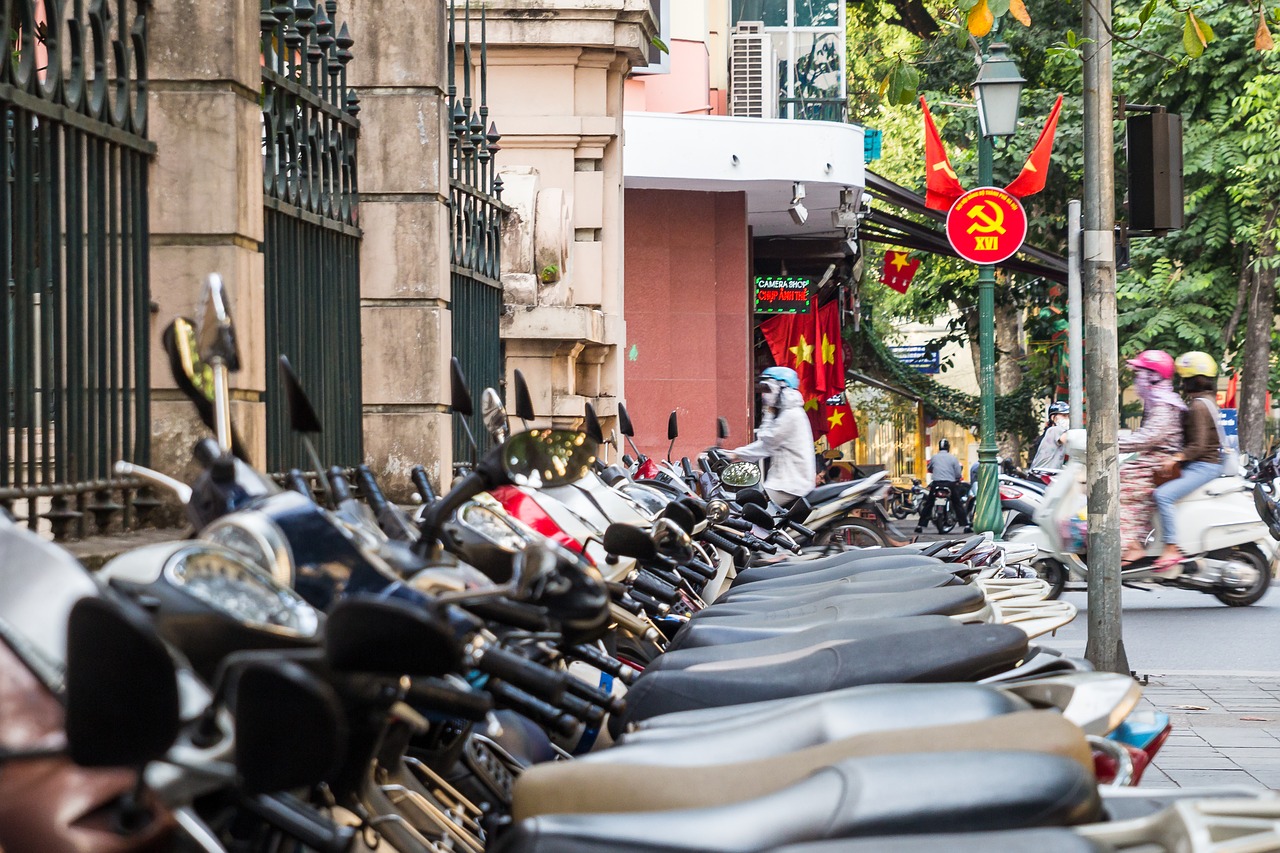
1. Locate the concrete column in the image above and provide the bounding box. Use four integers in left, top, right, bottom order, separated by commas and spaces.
147, 0, 266, 482
344, 0, 454, 499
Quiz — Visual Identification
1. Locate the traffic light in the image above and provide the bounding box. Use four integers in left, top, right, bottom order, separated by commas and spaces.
1125, 111, 1184, 234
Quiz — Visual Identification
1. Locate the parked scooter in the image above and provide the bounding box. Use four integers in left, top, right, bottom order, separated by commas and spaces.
888, 478, 925, 519
1009, 429, 1276, 602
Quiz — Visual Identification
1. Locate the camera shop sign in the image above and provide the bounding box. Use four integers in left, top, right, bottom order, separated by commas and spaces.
755, 277, 811, 314
945, 187, 1028, 265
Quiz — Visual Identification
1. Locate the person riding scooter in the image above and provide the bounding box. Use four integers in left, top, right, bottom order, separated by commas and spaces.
1119, 350, 1185, 567
915, 439, 969, 534
1151, 352, 1228, 572
728, 366, 816, 507
1031, 402, 1071, 470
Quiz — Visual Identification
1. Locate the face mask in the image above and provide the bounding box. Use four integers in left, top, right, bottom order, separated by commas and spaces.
1135, 370, 1155, 396
762, 387, 780, 407
1053, 415, 1068, 428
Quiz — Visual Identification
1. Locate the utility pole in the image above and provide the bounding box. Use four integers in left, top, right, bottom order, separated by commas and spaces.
1067, 200, 1083, 429
1081, 0, 1129, 673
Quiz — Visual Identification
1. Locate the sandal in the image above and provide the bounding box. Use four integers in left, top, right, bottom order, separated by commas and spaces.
1151, 553, 1185, 573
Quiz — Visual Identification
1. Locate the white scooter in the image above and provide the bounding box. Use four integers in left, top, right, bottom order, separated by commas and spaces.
1008, 430, 1277, 605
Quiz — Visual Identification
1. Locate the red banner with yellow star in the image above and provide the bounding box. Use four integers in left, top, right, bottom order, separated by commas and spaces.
760, 300, 847, 431
921, 97, 966, 212
822, 399, 859, 447
881, 250, 921, 294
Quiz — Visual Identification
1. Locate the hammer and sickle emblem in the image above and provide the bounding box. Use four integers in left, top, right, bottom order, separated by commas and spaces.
965, 201, 1007, 235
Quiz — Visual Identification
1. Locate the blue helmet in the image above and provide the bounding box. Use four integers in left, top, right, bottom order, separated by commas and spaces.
760, 366, 800, 390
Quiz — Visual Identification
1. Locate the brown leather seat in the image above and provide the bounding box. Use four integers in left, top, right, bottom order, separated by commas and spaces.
513, 710, 1092, 820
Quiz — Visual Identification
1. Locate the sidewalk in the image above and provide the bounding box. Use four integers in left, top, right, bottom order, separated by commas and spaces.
1134, 673, 1280, 789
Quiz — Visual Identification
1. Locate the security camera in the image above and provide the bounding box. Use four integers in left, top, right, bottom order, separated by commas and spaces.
789, 202, 808, 226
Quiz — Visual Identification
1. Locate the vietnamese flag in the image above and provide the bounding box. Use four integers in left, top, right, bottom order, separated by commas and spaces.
813, 300, 846, 397
1005, 94, 1064, 199
761, 312, 817, 395
881, 250, 921, 294
823, 400, 859, 447
922, 97, 966, 211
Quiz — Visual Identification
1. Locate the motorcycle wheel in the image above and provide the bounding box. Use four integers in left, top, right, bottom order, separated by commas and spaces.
818, 520, 888, 551
890, 503, 911, 520
934, 507, 956, 534
1212, 544, 1271, 607
1031, 557, 1068, 600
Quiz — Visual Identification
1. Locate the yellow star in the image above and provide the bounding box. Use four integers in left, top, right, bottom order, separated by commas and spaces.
827, 408, 845, 428
804, 396, 820, 412
890, 252, 910, 271
789, 334, 813, 366
821, 334, 836, 365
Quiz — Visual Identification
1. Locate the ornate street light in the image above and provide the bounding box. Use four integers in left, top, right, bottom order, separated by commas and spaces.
973, 43, 1026, 139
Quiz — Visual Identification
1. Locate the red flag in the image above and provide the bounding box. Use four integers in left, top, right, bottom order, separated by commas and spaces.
822, 400, 859, 447
813, 300, 846, 397
760, 312, 817, 395
1005, 94, 1064, 199
922, 97, 965, 211
881, 250, 922, 294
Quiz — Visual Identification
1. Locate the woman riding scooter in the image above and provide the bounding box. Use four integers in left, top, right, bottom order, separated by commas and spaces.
727, 366, 816, 507
1119, 350, 1186, 567
1151, 352, 1228, 572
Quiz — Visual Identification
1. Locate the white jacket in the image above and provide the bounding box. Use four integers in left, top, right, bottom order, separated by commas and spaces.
732, 388, 817, 499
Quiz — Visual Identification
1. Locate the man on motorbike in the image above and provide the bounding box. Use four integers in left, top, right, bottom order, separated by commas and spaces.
915, 439, 969, 534
728, 366, 816, 507
1031, 402, 1071, 470
1119, 350, 1186, 567
1151, 352, 1228, 571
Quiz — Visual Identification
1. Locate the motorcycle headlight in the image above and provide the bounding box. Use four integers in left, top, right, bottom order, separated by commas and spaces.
164, 546, 318, 638
458, 502, 528, 552
203, 512, 295, 588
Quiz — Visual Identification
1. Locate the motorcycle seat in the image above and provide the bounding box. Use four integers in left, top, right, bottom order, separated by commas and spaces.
493, 750, 1101, 853
767, 828, 1106, 853
623, 623, 1028, 722
686, 583, 987, 626
806, 481, 863, 505
514, 711, 1091, 819
734, 552, 944, 586
646, 616, 963, 672
715, 568, 959, 604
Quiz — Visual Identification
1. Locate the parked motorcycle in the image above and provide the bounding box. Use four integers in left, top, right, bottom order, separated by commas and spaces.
888, 478, 925, 519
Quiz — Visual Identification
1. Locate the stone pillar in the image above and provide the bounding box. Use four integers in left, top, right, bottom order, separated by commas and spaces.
480, 2, 655, 433
148, 0, 266, 483
343, 0, 454, 499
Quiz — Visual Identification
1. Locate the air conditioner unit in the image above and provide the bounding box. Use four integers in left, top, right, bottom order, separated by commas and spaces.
729, 22, 777, 119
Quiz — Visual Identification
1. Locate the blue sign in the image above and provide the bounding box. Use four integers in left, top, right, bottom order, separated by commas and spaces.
889, 344, 940, 375
1220, 407, 1238, 437
864, 128, 883, 162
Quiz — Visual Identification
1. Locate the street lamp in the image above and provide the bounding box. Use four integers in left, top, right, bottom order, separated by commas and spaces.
971, 43, 1023, 538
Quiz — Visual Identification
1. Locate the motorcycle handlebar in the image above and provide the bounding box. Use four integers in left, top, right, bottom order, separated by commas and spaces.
486, 680, 578, 738
631, 571, 680, 604
466, 598, 552, 632
410, 465, 437, 504
404, 678, 494, 722
477, 646, 566, 704
564, 644, 640, 685
786, 519, 816, 539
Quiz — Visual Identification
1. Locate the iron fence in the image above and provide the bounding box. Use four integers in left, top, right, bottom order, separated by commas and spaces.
260, 0, 363, 473
2, 0, 156, 538
449, 1, 508, 469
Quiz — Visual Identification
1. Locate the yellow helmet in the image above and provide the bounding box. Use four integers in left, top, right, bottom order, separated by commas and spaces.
1175, 351, 1218, 379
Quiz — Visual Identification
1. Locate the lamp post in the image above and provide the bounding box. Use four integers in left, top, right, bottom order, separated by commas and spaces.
971, 43, 1025, 537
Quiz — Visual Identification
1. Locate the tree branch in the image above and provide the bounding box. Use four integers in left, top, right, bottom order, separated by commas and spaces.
1222, 246, 1252, 362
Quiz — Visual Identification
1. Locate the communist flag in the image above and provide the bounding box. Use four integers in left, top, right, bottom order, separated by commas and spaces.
761, 312, 817, 396
881, 250, 922, 294
813, 300, 846, 397
922, 97, 965, 211
1005, 94, 1064, 199
822, 399, 859, 447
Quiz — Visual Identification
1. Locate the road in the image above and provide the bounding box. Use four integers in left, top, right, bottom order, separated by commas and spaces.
1045, 585, 1280, 675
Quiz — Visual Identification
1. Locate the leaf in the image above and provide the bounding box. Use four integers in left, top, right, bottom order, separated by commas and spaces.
957, 0, 982, 11
1258, 11, 1275, 51
1138, 0, 1157, 26
649, 35, 669, 54
968, 0, 994, 37
1183, 12, 1205, 57
1009, 0, 1032, 27
896, 64, 921, 105
988, 0, 1011, 18
1194, 12, 1216, 45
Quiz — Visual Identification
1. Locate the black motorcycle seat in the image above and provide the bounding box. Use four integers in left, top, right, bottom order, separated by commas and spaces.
806, 481, 862, 504
715, 567, 959, 604
734, 552, 945, 586
614, 681, 1030, 759
768, 828, 1106, 853
623, 623, 1028, 723
647, 616, 962, 672
685, 583, 986, 627
516, 711, 1091, 819
492, 750, 1101, 853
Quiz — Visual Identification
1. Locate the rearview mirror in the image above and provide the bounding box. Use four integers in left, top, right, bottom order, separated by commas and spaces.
164, 317, 215, 403
717, 417, 730, 441
513, 369, 535, 422
450, 357, 474, 417
482, 388, 508, 443
618, 403, 634, 437
602, 523, 657, 560
502, 429, 598, 488
667, 410, 679, 441
65, 597, 180, 768
583, 403, 605, 444
742, 503, 776, 530
231, 659, 347, 794
278, 355, 323, 434
511, 542, 557, 599
195, 273, 241, 370
786, 497, 813, 522
736, 487, 769, 508
324, 596, 463, 677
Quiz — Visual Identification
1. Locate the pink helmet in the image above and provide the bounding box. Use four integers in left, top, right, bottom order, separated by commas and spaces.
1127, 349, 1175, 381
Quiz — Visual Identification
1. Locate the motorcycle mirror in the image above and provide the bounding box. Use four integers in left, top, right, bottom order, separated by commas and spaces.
324, 595, 463, 678
667, 410, 679, 441
278, 355, 323, 434
512, 369, 535, 422
736, 487, 769, 508
481, 388, 508, 444
509, 542, 558, 599
705, 499, 731, 524
502, 429, 598, 489
742, 503, 776, 530
583, 403, 605, 445
717, 417, 730, 441
195, 273, 241, 371
657, 501, 695, 534
65, 597, 180, 768
231, 659, 347, 795
785, 497, 812, 523
618, 403, 635, 437
678, 497, 708, 524
602, 522, 657, 560
164, 317, 215, 403
449, 357, 474, 417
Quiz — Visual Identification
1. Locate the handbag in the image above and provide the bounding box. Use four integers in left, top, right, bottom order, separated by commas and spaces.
1152, 462, 1181, 487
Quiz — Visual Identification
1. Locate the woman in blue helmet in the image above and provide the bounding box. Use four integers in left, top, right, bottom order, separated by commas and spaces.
728, 366, 817, 506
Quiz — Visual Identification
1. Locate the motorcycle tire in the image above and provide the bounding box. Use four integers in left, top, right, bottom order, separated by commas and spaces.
890, 503, 911, 520
817, 519, 888, 551
934, 508, 956, 534
1212, 544, 1271, 607
1031, 557, 1068, 600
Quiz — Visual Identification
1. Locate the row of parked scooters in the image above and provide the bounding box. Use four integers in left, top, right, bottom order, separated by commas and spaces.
4, 274, 1280, 852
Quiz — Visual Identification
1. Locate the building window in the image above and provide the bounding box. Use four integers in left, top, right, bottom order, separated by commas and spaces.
732, 0, 846, 121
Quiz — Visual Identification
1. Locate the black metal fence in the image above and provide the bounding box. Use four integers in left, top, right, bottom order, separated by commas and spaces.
2, 0, 156, 538
449, 2, 508, 468
260, 0, 363, 473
